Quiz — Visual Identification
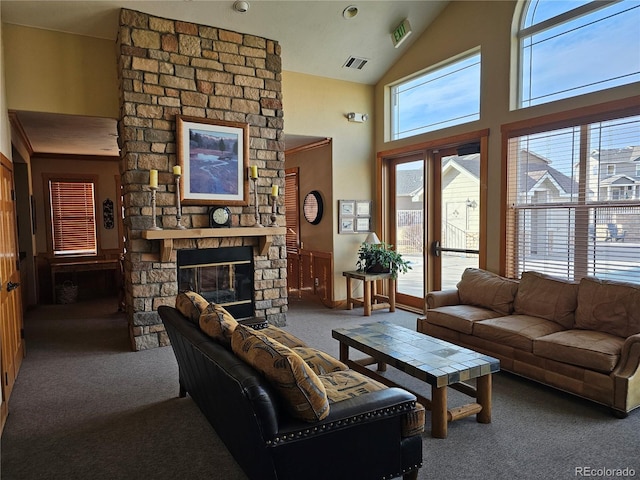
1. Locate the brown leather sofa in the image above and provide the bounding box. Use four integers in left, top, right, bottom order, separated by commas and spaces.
159, 292, 423, 480
418, 268, 640, 417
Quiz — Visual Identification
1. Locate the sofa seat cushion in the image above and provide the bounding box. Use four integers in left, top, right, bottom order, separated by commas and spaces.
175, 291, 209, 324
292, 347, 348, 375
199, 303, 238, 346
427, 305, 506, 335
513, 271, 578, 329
473, 315, 565, 352
533, 329, 625, 373
457, 268, 519, 315
232, 324, 329, 422
319, 370, 387, 404
575, 277, 640, 338
261, 325, 308, 348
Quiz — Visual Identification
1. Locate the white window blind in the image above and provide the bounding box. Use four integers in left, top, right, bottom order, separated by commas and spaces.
50, 180, 97, 256
506, 114, 640, 282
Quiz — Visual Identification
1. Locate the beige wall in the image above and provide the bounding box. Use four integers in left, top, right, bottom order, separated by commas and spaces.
282, 71, 374, 299
376, 0, 640, 272
0, 17, 10, 157
3, 24, 118, 118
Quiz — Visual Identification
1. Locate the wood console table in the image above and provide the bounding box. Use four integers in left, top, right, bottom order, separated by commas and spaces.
50, 259, 120, 301
343, 270, 396, 316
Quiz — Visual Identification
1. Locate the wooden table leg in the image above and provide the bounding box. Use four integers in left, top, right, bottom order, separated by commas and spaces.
431, 385, 448, 438
476, 374, 492, 424
363, 280, 371, 316
389, 278, 396, 312
339, 342, 349, 362
345, 276, 353, 310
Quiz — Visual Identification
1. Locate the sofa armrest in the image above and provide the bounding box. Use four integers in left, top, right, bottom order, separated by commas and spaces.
613, 334, 640, 379
273, 387, 418, 444
426, 289, 460, 309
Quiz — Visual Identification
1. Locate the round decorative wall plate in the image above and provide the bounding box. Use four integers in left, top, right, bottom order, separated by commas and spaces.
303, 191, 323, 225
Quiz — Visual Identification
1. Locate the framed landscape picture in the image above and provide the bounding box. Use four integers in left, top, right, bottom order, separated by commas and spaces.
176, 115, 249, 205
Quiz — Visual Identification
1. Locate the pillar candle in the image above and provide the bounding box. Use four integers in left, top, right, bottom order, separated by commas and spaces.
173, 165, 181, 175
250, 165, 258, 179
149, 169, 158, 188
271, 185, 279, 196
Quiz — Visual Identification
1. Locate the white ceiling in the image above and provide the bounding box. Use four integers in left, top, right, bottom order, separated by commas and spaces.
2, 0, 448, 156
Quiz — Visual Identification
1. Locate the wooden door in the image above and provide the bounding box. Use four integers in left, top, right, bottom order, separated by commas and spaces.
0, 154, 25, 431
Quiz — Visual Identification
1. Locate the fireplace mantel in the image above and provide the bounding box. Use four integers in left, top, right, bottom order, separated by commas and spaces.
142, 227, 286, 261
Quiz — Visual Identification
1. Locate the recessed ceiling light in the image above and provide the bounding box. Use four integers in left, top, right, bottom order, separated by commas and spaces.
343, 5, 358, 19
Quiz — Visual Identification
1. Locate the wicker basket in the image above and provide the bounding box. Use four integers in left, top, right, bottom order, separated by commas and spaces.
56, 280, 78, 304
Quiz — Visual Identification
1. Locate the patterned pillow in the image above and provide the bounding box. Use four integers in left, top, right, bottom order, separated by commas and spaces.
261, 325, 307, 348
231, 324, 329, 422
199, 303, 238, 346
292, 347, 348, 375
319, 370, 387, 404
175, 291, 209, 324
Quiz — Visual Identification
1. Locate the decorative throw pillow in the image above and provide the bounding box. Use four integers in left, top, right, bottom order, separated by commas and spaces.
513, 271, 578, 329
319, 370, 387, 404
292, 346, 348, 375
457, 268, 519, 315
231, 324, 329, 422
260, 325, 307, 348
199, 303, 238, 346
575, 277, 640, 338
175, 291, 209, 324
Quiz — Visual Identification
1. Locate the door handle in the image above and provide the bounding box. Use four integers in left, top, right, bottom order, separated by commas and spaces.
431, 241, 441, 257
7, 281, 20, 292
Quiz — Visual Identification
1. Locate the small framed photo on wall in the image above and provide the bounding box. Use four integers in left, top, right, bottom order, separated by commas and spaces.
339, 217, 355, 233
356, 217, 371, 233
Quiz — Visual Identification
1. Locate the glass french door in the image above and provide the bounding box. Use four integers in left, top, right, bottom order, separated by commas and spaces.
385, 138, 484, 309
433, 148, 480, 290
390, 156, 425, 310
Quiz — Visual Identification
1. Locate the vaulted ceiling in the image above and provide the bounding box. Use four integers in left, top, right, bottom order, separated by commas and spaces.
2, 1, 448, 156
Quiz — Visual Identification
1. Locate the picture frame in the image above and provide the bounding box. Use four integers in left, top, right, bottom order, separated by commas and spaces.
176, 115, 250, 206
339, 217, 355, 233
356, 217, 371, 233
356, 201, 371, 217
340, 200, 355, 216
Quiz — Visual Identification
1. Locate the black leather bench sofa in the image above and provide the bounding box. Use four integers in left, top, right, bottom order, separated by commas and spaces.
158, 304, 423, 480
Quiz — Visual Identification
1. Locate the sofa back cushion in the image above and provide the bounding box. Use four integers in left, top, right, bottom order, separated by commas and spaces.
175, 291, 209, 324
575, 277, 640, 338
513, 271, 578, 329
457, 268, 519, 315
231, 324, 330, 422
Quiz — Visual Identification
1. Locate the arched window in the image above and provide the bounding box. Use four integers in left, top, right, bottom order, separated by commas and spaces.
517, 0, 640, 108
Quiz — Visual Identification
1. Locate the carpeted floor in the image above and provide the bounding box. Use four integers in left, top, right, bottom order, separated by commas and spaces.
2, 296, 638, 480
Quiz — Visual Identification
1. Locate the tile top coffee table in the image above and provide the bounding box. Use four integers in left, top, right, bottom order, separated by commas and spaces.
332, 321, 500, 438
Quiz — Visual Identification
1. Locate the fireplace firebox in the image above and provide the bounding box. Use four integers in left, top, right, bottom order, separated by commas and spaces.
177, 247, 254, 319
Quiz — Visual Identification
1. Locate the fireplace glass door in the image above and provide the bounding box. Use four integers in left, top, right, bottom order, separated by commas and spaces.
177, 247, 253, 319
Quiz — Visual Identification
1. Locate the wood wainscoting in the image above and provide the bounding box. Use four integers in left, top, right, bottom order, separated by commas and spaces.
287, 249, 333, 307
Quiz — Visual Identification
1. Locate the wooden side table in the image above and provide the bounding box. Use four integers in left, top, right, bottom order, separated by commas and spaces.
343, 270, 396, 316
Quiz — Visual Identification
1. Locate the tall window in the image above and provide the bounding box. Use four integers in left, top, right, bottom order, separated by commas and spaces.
390, 50, 481, 141
505, 112, 640, 282
50, 180, 97, 256
518, 0, 640, 108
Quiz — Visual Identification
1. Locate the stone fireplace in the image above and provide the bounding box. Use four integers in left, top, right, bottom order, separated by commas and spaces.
117, 9, 287, 350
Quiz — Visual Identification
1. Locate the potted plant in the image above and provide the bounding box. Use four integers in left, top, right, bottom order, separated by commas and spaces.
356, 241, 411, 278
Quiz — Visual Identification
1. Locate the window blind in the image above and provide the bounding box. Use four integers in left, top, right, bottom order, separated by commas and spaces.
284, 170, 299, 253
506, 114, 640, 282
50, 180, 97, 255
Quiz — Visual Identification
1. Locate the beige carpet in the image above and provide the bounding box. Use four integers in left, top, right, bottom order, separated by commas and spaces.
2, 296, 638, 479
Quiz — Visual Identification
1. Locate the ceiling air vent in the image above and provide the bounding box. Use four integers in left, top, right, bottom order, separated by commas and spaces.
343, 56, 369, 70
